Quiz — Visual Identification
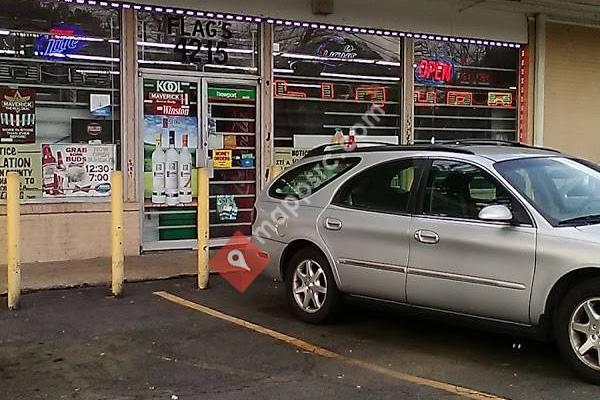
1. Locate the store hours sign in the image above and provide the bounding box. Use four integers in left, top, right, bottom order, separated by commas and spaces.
167, 17, 232, 65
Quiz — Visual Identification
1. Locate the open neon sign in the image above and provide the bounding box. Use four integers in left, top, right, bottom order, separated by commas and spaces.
35, 24, 88, 59
415, 59, 454, 85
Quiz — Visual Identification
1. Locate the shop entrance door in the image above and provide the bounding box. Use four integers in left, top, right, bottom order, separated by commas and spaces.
140, 74, 259, 251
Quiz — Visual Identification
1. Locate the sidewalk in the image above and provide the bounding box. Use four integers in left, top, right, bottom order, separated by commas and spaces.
0, 250, 198, 295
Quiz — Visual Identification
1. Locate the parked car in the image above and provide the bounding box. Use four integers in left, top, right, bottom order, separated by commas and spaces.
252, 140, 600, 383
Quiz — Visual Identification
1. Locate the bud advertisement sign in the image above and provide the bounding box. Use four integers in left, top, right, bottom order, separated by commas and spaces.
41, 144, 115, 198
0, 144, 42, 201
0, 88, 36, 143
144, 80, 195, 117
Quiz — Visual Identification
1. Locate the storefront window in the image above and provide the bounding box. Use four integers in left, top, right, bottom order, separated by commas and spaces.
413, 40, 519, 142
0, 0, 120, 201
137, 13, 259, 74
273, 27, 402, 166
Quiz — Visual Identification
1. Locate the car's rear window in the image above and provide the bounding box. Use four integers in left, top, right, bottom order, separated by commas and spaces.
269, 157, 360, 200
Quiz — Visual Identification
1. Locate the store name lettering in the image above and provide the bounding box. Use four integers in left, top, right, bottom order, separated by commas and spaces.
415, 59, 454, 84
168, 17, 232, 65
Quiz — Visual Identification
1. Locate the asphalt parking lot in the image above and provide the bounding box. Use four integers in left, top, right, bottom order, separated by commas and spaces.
2, 275, 600, 400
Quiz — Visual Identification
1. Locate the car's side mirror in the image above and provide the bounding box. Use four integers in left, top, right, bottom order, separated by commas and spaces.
478, 205, 513, 222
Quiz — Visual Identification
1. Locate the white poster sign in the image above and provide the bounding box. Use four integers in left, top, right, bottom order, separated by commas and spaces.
41, 144, 115, 198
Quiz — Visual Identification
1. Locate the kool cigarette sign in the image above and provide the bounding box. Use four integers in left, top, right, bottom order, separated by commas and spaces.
0, 88, 36, 143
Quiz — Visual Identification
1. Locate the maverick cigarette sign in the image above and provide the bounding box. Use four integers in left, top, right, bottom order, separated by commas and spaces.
0, 88, 36, 143
144, 80, 194, 117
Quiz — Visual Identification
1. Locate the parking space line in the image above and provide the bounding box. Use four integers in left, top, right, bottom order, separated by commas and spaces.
154, 290, 507, 400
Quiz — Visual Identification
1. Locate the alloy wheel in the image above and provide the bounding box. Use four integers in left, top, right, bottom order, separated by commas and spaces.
569, 297, 600, 371
292, 259, 328, 313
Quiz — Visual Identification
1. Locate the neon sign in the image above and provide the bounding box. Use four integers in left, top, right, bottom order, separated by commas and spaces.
488, 92, 513, 107
355, 86, 387, 107
273, 80, 307, 98
414, 89, 436, 105
447, 91, 473, 106
35, 24, 88, 59
321, 82, 335, 99
415, 59, 454, 85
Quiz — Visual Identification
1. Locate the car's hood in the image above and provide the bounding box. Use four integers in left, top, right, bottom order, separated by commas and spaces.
574, 224, 600, 240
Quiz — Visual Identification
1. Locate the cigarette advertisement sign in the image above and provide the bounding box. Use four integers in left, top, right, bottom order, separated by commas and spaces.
144, 80, 195, 117
0, 88, 36, 143
42, 144, 115, 198
0, 144, 42, 200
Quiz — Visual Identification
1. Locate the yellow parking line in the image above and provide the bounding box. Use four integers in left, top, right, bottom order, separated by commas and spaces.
153, 290, 507, 400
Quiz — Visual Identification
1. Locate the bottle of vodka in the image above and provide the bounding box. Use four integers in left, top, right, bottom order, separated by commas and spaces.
165, 130, 179, 206
178, 133, 193, 204
151, 134, 166, 204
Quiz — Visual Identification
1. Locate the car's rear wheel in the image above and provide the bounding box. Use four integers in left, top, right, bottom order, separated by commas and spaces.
556, 278, 600, 384
284, 247, 340, 324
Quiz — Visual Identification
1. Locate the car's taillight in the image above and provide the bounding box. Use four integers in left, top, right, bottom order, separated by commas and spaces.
252, 206, 257, 225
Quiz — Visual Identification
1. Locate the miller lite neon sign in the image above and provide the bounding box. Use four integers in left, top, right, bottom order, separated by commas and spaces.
35, 24, 88, 59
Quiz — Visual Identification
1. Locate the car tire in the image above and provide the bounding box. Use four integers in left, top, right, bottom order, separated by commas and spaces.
555, 278, 600, 384
284, 247, 340, 324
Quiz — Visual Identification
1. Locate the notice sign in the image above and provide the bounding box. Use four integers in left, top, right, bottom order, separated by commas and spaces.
0, 144, 42, 200
274, 147, 310, 167
144, 80, 194, 117
42, 144, 115, 198
0, 88, 36, 143
213, 149, 232, 169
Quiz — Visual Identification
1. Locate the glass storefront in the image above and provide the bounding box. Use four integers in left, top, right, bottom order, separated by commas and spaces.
413, 40, 519, 142
273, 26, 403, 166
0, 1, 526, 254
0, 0, 120, 201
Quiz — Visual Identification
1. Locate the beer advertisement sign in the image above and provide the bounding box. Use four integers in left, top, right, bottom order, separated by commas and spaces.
0, 88, 36, 143
41, 144, 115, 198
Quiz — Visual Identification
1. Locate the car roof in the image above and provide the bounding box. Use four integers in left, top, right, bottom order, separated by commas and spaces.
457, 144, 561, 162
302, 141, 563, 163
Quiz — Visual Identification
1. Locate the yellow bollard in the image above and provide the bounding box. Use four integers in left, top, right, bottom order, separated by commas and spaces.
6, 172, 21, 310
111, 171, 124, 297
269, 165, 283, 182
197, 167, 209, 289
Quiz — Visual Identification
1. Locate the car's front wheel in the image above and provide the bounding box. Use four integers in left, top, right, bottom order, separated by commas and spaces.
556, 278, 600, 384
284, 247, 340, 324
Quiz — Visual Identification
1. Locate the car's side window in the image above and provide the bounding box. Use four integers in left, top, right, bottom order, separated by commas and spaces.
269, 158, 360, 200
333, 159, 416, 214
422, 160, 530, 224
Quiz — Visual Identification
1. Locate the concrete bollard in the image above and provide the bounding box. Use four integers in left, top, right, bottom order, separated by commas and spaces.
111, 171, 124, 297
197, 168, 209, 290
6, 172, 21, 310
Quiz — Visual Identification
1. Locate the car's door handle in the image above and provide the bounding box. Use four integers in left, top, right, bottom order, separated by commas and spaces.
414, 230, 439, 244
324, 217, 342, 231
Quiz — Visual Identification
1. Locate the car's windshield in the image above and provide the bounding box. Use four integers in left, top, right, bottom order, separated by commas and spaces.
495, 157, 600, 226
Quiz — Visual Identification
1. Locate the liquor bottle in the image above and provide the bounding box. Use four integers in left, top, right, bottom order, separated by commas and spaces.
42, 145, 57, 195
55, 151, 66, 195
165, 130, 179, 206
178, 134, 192, 204
151, 134, 166, 204
332, 128, 344, 145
